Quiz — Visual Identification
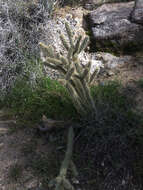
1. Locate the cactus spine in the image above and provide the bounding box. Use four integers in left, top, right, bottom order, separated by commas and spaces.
39, 22, 97, 117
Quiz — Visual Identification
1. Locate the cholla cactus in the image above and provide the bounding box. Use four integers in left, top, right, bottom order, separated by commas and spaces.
39, 22, 97, 117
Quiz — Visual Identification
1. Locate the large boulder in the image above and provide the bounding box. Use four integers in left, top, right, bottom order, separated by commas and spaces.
130, 0, 143, 24
83, 0, 133, 10
84, 1, 143, 54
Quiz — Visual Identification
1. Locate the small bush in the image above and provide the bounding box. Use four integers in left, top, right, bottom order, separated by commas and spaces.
0, 0, 57, 96
91, 81, 130, 111
4, 77, 77, 124
138, 78, 143, 88
8, 163, 23, 182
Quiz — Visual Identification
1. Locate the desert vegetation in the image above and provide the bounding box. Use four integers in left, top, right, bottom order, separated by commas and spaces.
0, 0, 143, 190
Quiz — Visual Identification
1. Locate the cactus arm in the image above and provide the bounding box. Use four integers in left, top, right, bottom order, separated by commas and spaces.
46, 57, 63, 65
78, 36, 89, 54
56, 65, 67, 75
65, 67, 75, 81
60, 34, 70, 51
67, 47, 74, 61
39, 42, 55, 58
83, 80, 96, 112
81, 68, 89, 80
60, 127, 74, 177
74, 35, 82, 54
44, 62, 67, 75
74, 62, 82, 74
60, 56, 69, 66
89, 68, 99, 85
85, 61, 92, 83
49, 127, 76, 190
44, 62, 59, 70
65, 22, 74, 48
66, 82, 87, 116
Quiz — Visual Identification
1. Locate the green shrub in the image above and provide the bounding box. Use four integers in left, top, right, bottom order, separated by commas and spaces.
8, 163, 23, 182
4, 77, 77, 124
91, 81, 129, 111
4, 78, 131, 124
138, 78, 143, 88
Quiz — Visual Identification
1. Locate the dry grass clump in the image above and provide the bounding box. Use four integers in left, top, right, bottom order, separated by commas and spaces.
0, 0, 58, 97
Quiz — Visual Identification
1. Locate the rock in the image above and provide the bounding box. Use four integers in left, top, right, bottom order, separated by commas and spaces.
78, 52, 103, 73
0, 143, 4, 149
95, 52, 135, 69
94, 52, 139, 76
83, 0, 133, 10
84, 1, 143, 54
107, 71, 114, 76
130, 0, 143, 24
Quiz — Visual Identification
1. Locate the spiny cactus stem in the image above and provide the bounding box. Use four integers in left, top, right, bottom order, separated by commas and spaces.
57, 65, 67, 75
81, 68, 89, 80
68, 83, 91, 116
70, 161, 78, 177
74, 35, 82, 54
78, 36, 89, 54
74, 60, 82, 74
60, 34, 70, 51
60, 56, 69, 65
71, 78, 87, 103
85, 61, 92, 83
39, 42, 54, 58
49, 127, 75, 190
82, 80, 96, 111
65, 67, 75, 81
66, 82, 87, 115
46, 57, 62, 66
65, 22, 74, 48
89, 68, 99, 85
44, 62, 67, 75
60, 127, 74, 177
44, 62, 58, 70
68, 47, 74, 61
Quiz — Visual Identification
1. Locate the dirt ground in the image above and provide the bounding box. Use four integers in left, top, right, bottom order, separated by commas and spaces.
96, 56, 143, 113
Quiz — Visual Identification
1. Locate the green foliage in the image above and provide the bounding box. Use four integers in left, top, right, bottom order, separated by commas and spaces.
8, 163, 23, 182
30, 153, 61, 181
4, 77, 77, 124
91, 81, 129, 111
138, 78, 143, 88
39, 22, 97, 117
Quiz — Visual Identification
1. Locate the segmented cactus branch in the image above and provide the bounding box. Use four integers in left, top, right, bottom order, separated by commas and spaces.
48, 127, 76, 190
39, 22, 97, 117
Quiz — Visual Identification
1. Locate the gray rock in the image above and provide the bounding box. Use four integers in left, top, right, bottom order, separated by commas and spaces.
83, 0, 133, 10
95, 52, 140, 77
107, 70, 114, 76
84, 1, 143, 54
96, 52, 135, 69
130, 0, 143, 24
